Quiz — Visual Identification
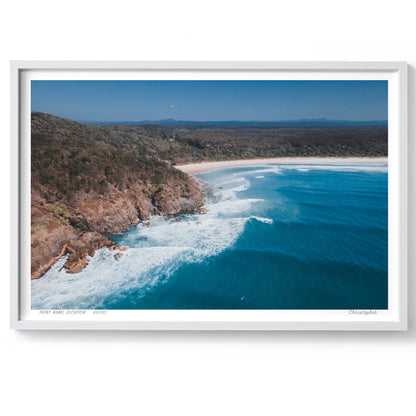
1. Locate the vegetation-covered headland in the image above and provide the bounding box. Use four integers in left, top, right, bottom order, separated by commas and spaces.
31, 112, 204, 279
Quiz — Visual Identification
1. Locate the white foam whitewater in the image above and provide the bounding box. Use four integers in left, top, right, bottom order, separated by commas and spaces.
281, 164, 388, 173
33, 163, 381, 309
31, 172, 268, 309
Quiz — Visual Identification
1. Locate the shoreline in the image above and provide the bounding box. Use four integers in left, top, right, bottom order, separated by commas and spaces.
176, 157, 388, 173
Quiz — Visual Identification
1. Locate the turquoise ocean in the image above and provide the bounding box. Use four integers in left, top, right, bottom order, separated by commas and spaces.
32, 163, 388, 310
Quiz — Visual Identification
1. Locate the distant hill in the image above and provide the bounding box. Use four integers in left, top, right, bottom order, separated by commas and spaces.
82, 118, 388, 128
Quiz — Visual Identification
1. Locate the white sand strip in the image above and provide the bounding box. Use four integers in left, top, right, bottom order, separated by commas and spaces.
175, 157, 388, 173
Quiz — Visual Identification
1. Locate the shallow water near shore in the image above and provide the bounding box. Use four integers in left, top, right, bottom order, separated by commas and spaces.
31, 163, 388, 310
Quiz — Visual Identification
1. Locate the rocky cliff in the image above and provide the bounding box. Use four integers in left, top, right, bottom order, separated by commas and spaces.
31, 112, 205, 279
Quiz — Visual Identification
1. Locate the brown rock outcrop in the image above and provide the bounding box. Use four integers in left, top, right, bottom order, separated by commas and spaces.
31, 179, 204, 279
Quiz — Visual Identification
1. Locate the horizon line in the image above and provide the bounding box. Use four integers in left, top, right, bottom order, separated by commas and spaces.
31, 112, 388, 124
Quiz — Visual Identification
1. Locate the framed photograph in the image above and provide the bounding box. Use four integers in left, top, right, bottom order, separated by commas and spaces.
10, 61, 407, 330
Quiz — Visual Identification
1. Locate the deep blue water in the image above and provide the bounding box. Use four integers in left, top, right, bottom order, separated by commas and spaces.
32, 163, 388, 310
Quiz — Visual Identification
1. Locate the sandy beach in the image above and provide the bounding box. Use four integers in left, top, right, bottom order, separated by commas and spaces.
176, 157, 388, 173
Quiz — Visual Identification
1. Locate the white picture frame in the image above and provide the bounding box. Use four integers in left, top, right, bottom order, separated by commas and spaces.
10, 61, 408, 330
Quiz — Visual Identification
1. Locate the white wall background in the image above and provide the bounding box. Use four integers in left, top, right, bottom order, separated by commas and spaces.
1, 1, 415, 415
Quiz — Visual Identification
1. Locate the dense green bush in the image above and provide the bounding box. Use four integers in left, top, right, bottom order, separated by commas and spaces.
31, 112, 191, 204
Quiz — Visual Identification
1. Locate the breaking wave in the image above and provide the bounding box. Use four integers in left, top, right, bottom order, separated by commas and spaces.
280, 164, 388, 173
31, 171, 264, 309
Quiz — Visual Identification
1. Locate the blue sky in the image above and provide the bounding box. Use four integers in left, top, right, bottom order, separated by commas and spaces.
31, 80, 388, 122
